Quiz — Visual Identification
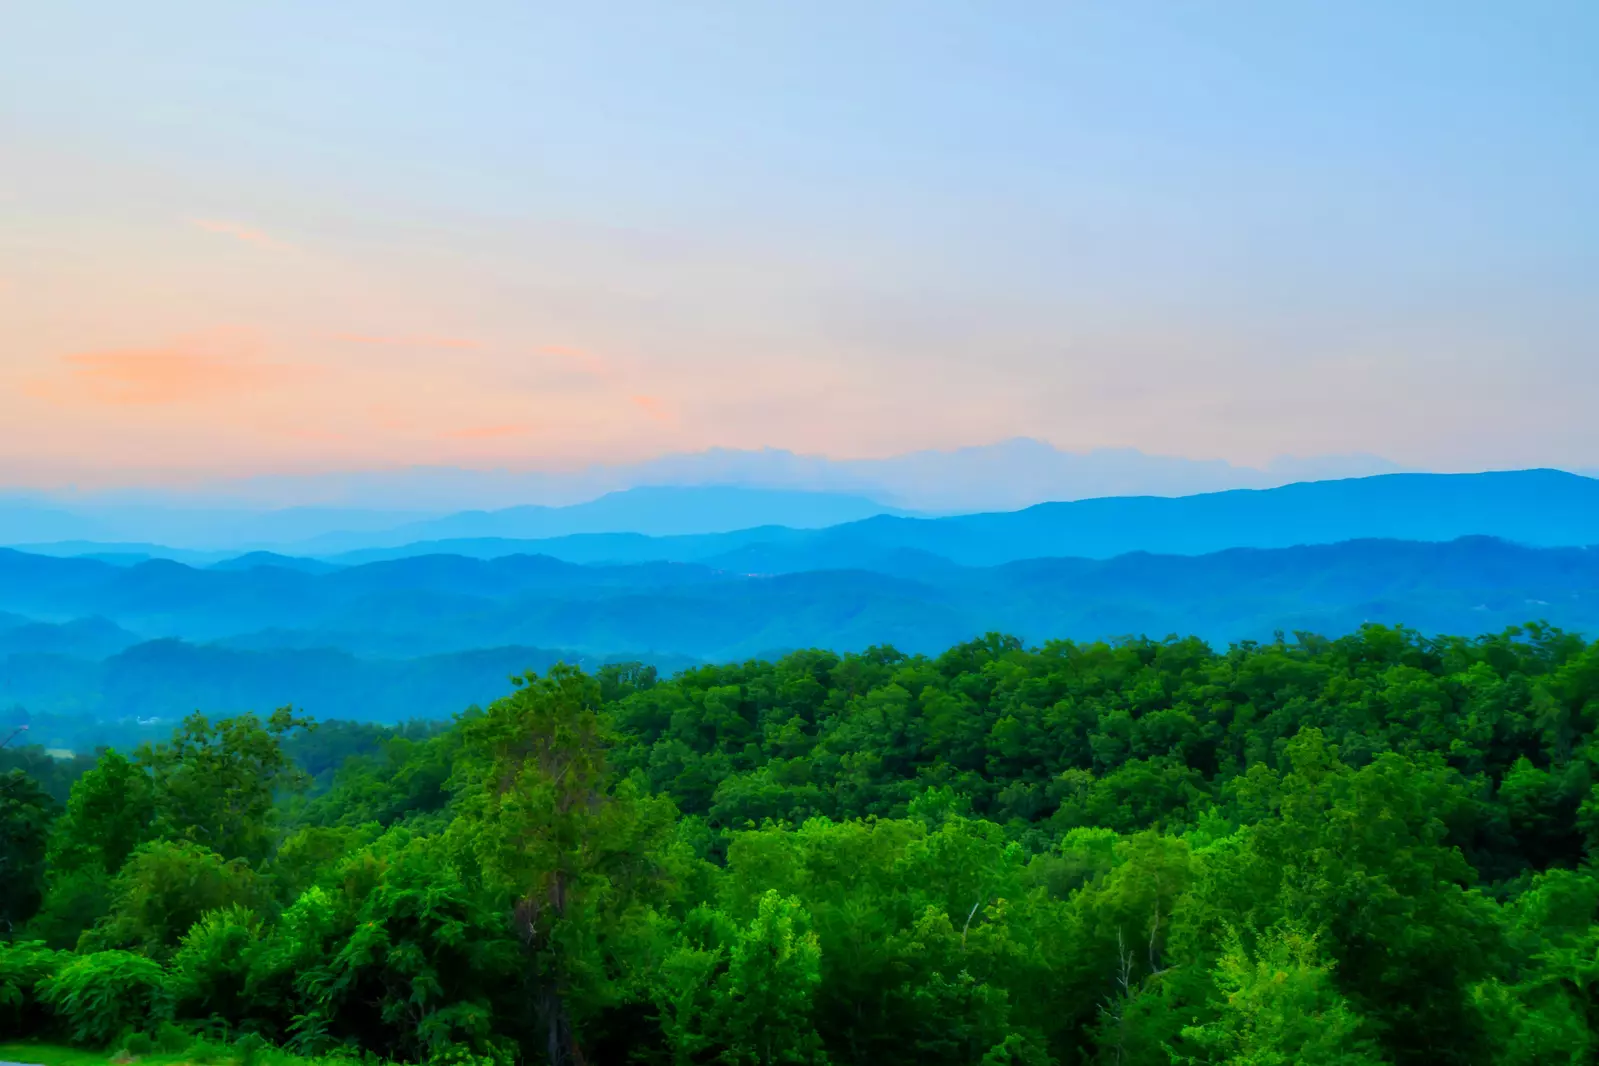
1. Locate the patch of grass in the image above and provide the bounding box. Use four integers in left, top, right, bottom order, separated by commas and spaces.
0, 1044, 331, 1066
0, 1043, 112, 1066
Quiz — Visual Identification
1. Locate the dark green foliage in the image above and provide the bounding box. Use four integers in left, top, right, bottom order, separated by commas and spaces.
0, 737, 99, 804
45, 748, 155, 877
27, 866, 115, 950
136, 708, 313, 864
0, 939, 65, 1037
82, 839, 270, 958
286, 832, 525, 1061
0, 767, 57, 932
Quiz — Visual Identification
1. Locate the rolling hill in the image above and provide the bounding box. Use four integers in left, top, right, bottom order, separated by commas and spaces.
0, 535, 1596, 722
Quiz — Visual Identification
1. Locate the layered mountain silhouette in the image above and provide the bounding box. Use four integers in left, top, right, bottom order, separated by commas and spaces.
324, 469, 1599, 567
0, 535, 1596, 721
3, 468, 1597, 724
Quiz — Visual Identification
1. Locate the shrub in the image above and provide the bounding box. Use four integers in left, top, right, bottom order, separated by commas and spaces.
168, 903, 267, 1028
154, 1019, 194, 1052
427, 1046, 509, 1066
234, 1030, 269, 1066
0, 939, 65, 1037
121, 1031, 157, 1056
182, 1035, 233, 1064
83, 840, 268, 959
39, 949, 168, 1045
28, 866, 116, 950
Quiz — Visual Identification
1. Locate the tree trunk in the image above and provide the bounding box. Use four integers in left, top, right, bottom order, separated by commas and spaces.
542, 985, 583, 1066
533, 870, 584, 1066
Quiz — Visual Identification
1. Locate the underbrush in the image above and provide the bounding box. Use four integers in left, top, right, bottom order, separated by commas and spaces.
0, 1040, 390, 1066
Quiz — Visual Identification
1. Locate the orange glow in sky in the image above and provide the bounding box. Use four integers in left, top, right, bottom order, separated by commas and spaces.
2, 4, 1595, 487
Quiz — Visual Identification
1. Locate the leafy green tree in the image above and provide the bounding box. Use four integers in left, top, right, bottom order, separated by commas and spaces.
0, 768, 57, 933
656, 891, 828, 1065
26, 866, 115, 950
248, 884, 345, 1051
259, 831, 523, 1061
1190, 731, 1501, 1065
267, 823, 378, 902
38, 949, 167, 1045
1470, 867, 1599, 1064
137, 708, 312, 864
82, 839, 268, 958
167, 903, 269, 1031
28, 749, 157, 948
451, 664, 678, 1065
1175, 924, 1385, 1066
9, 628, 1599, 1064
46, 749, 155, 876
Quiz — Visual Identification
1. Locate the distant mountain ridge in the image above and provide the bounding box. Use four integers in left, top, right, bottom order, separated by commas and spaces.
323, 469, 1599, 568
1, 485, 905, 553
2, 441, 1410, 545
1, 532, 1597, 663
0, 535, 1596, 722
287, 486, 914, 555
4, 468, 1599, 725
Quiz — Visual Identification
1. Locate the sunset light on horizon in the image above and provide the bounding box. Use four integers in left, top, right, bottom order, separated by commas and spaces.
3, 2, 1596, 488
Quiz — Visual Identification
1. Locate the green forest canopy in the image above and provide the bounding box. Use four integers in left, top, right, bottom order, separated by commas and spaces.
5, 622, 1599, 1065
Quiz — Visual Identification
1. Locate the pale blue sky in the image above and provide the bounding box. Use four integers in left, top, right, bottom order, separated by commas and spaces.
1, 2, 1595, 485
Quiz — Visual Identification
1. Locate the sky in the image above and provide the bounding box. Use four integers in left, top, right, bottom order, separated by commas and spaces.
1, 2, 1596, 489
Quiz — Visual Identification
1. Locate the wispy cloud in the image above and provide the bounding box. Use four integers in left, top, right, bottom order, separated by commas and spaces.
26, 330, 306, 407
334, 333, 484, 350
630, 394, 672, 423
442, 423, 535, 440
190, 218, 287, 250
539, 344, 610, 378
281, 427, 349, 443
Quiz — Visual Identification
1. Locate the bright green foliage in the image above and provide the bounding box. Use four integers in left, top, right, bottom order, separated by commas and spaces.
294, 728, 459, 832
13, 626, 1599, 1064
38, 949, 166, 1045
0, 768, 57, 932
656, 891, 827, 1065
167, 904, 268, 1030
711, 812, 1059, 1062
249, 885, 344, 1050
1175, 925, 1383, 1066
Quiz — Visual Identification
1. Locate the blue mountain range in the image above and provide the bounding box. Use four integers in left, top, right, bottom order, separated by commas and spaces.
2, 468, 1597, 728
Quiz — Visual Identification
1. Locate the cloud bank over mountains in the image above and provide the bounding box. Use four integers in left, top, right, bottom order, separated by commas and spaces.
0, 439, 1420, 552
23, 439, 1408, 515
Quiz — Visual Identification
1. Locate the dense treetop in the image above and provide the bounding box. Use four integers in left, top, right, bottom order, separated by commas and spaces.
6, 622, 1599, 1064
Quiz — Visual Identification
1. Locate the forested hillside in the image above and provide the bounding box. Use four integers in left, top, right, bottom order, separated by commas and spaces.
5, 622, 1599, 1063
5, 536, 1599, 726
